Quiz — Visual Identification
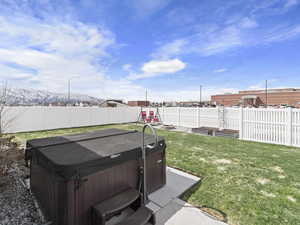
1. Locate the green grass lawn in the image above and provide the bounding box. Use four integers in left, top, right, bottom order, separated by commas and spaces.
13, 124, 300, 225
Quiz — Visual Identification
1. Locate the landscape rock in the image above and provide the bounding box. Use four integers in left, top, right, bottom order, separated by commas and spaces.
0, 140, 43, 225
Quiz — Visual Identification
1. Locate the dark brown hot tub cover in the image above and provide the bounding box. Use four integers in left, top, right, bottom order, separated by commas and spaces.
26, 129, 165, 179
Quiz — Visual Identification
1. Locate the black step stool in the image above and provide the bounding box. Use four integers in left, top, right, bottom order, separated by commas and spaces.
115, 206, 155, 225
92, 188, 155, 225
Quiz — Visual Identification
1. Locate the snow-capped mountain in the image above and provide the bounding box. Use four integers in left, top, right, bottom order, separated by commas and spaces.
1, 88, 104, 105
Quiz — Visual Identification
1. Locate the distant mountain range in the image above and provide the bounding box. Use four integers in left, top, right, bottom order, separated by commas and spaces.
2, 88, 104, 105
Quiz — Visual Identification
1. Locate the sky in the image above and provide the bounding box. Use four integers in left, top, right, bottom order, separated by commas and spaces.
0, 0, 300, 101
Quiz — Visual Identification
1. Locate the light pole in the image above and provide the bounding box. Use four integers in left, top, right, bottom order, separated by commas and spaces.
67, 76, 79, 105
199, 85, 202, 107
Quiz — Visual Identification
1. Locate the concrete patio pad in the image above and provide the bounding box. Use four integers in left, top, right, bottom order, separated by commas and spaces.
148, 167, 200, 209
155, 198, 227, 225
147, 167, 227, 225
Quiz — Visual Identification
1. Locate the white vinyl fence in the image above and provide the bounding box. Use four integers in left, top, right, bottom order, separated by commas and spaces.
1, 106, 300, 148
144, 107, 300, 147
1, 106, 140, 133
144, 107, 240, 130
240, 108, 300, 147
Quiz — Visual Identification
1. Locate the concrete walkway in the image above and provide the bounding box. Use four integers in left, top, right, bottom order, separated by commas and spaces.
147, 167, 227, 225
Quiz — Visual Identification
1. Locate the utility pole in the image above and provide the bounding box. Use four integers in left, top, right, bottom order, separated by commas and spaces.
265, 80, 268, 108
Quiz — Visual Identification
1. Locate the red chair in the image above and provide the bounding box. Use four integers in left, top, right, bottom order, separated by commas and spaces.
146, 117, 152, 123
141, 111, 147, 120
153, 116, 159, 122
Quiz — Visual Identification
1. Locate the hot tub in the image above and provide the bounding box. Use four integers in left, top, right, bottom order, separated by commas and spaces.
25, 128, 166, 225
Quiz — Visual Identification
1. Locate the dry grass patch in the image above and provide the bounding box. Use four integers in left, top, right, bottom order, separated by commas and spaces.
270, 166, 284, 173
256, 178, 271, 185
213, 159, 232, 164
260, 191, 276, 198
287, 196, 296, 203
217, 166, 226, 171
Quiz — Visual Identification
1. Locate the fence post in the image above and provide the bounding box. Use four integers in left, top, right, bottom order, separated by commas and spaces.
217, 106, 225, 130
197, 107, 200, 128
178, 107, 181, 126
161, 106, 164, 123
239, 107, 244, 139
216, 106, 219, 129
286, 107, 293, 146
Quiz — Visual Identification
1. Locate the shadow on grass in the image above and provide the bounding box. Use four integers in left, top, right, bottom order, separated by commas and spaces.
179, 177, 228, 223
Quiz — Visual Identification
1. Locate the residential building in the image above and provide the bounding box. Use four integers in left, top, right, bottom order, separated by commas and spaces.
128, 101, 150, 107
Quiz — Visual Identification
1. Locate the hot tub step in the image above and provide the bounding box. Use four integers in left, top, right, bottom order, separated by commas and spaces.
115, 206, 155, 225
92, 187, 140, 225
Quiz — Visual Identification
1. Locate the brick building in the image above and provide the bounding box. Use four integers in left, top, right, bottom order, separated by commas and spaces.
128, 100, 150, 107
211, 88, 300, 108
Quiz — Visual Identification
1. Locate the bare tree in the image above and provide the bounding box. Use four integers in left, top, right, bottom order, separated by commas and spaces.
0, 81, 8, 135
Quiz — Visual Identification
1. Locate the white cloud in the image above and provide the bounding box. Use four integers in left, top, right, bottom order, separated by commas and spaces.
213, 68, 227, 73
165, 7, 197, 26
0, 64, 33, 80
0, 9, 189, 100
0, 10, 145, 99
285, 0, 299, 8
142, 59, 186, 74
1, 0, 299, 102
240, 17, 258, 29
127, 59, 186, 80
122, 64, 132, 72
263, 25, 300, 43
0, 1, 187, 101
151, 39, 186, 59
152, 25, 243, 57
198, 26, 243, 56
152, 19, 300, 59
0, 16, 113, 57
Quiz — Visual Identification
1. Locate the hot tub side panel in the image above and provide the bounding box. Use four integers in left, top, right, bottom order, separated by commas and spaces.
70, 148, 166, 225
146, 148, 166, 193
72, 159, 140, 225
30, 159, 69, 225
